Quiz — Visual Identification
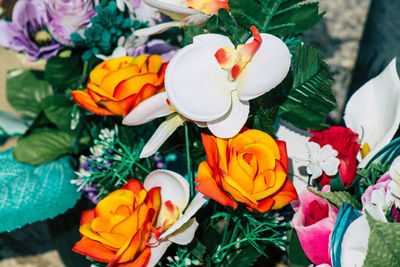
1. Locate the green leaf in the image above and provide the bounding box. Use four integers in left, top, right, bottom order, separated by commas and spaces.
287, 229, 312, 267
363, 212, 400, 267
13, 128, 74, 165
6, 69, 53, 117
226, 245, 261, 267
44, 51, 83, 89
185, 25, 206, 44
279, 43, 336, 129
0, 149, 81, 233
208, 0, 323, 44
308, 188, 362, 210
42, 94, 74, 131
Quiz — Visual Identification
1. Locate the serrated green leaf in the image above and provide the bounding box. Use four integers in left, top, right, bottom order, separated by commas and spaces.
363, 212, 400, 267
44, 51, 83, 89
0, 149, 81, 233
185, 25, 206, 44
6, 69, 53, 118
287, 229, 312, 267
279, 43, 336, 129
308, 188, 362, 210
42, 94, 74, 131
13, 128, 74, 165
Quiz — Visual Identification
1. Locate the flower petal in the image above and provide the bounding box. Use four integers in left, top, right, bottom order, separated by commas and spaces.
207, 91, 250, 138
70, 90, 114, 116
140, 114, 185, 158
123, 92, 175, 126
72, 237, 116, 262
147, 240, 172, 267
167, 218, 199, 245
236, 33, 291, 100
143, 0, 203, 16
344, 58, 400, 168
165, 35, 233, 121
143, 170, 190, 221
134, 21, 181, 36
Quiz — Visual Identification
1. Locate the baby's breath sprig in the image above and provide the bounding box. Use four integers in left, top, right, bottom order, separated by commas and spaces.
161, 246, 202, 267
72, 126, 151, 202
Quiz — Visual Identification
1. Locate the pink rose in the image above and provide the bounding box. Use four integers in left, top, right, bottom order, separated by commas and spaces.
292, 186, 339, 266
361, 173, 390, 205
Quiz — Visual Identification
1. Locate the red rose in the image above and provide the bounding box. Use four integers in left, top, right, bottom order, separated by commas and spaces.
309, 126, 360, 188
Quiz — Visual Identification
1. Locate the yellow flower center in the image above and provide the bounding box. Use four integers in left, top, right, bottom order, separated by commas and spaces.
361, 142, 371, 158
33, 30, 52, 47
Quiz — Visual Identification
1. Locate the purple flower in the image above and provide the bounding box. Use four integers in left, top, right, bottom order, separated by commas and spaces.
43, 0, 99, 46
127, 39, 179, 62
0, 0, 62, 60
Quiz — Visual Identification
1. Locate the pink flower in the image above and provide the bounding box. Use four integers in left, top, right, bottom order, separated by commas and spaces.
361, 174, 390, 205
292, 186, 339, 266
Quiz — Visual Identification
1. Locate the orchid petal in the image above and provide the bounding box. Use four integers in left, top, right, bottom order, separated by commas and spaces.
143, 169, 190, 216
160, 193, 208, 239
276, 121, 311, 193
134, 21, 181, 36
147, 240, 172, 267
123, 92, 175, 126
165, 35, 233, 121
344, 58, 400, 168
340, 215, 369, 266
143, 0, 202, 16
139, 114, 185, 158
236, 34, 291, 101
207, 91, 250, 138
167, 218, 199, 245
193, 34, 234, 50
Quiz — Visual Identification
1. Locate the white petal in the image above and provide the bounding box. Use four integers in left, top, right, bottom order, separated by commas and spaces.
144, 169, 190, 214
306, 142, 321, 156
167, 218, 199, 245
139, 114, 185, 158
344, 58, 400, 168
276, 121, 311, 193
320, 157, 340, 176
134, 21, 181, 36
306, 163, 322, 180
193, 33, 234, 50
236, 34, 291, 101
340, 215, 369, 266
147, 240, 172, 267
165, 36, 233, 121
320, 144, 338, 160
144, 0, 203, 16
160, 192, 208, 239
207, 91, 249, 138
123, 92, 175, 126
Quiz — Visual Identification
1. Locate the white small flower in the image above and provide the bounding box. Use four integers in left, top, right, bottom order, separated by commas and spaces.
389, 156, 400, 205
305, 142, 340, 180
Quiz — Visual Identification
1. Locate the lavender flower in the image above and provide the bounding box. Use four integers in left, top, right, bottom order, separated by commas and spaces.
43, 0, 99, 46
0, 0, 62, 60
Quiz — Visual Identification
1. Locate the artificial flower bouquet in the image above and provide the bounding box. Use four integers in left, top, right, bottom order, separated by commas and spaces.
1, 0, 399, 266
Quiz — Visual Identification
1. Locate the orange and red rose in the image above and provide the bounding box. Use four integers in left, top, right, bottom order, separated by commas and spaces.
72, 179, 161, 266
195, 129, 298, 212
71, 55, 167, 117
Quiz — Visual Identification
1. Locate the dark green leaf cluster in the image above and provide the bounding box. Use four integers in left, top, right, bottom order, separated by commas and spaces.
308, 187, 362, 210
206, 0, 323, 45
70, 1, 141, 61
279, 43, 336, 129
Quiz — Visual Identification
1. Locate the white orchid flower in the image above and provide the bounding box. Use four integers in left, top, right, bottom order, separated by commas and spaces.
134, 0, 225, 36
344, 58, 400, 168
165, 27, 291, 138
305, 142, 340, 180
143, 170, 208, 266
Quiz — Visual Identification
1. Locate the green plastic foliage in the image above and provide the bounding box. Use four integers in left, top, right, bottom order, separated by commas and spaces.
44, 51, 83, 89
363, 213, 400, 267
0, 149, 81, 233
308, 188, 362, 210
13, 128, 74, 165
279, 43, 336, 129
6, 69, 53, 118
206, 0, 323, 45
42, 94, 74, 131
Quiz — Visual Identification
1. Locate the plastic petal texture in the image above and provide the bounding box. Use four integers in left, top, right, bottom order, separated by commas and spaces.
123, 92, 175, 126
344, 58, 400, 168
147, 239, 172, 267
236, 33, 291, 101
165, 34, 233, 121
134, 21, 181, 36
207, 91, 250, 138
0, 149, 81, 233
139, 114, 185, 158
167, 218, 199, 245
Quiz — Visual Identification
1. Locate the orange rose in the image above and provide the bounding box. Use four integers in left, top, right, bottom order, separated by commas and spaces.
71, 55, 167, 117
72, 179, 161, 266
195, 129, 298, 212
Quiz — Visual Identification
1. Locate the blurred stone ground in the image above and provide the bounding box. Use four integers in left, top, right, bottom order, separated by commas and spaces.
0, 0, 371, 266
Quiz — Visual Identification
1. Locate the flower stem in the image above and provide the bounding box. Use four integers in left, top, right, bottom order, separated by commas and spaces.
184, 123, 194, 198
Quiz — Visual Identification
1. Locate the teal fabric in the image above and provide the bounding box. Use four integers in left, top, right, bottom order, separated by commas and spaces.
330, 202, 362, 267
0, 149, 81, 232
